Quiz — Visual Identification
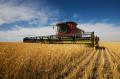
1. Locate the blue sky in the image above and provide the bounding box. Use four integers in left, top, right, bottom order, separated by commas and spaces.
49, 0, 120, 24
0, 0, 120, 41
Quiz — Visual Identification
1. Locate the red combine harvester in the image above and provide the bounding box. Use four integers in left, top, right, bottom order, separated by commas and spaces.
23, 21, 99, 48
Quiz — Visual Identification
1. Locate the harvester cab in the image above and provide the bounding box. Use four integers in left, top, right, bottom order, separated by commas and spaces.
55, 22, 84, 36
23, 21, 99, 48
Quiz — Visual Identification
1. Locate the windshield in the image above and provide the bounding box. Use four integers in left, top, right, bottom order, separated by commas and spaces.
58, 26, 68, 33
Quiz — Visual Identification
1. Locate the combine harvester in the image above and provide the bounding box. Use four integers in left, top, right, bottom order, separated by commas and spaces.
23, 21, 99, 48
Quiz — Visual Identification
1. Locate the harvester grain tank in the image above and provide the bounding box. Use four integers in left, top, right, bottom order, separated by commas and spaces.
23, 21, 99, 48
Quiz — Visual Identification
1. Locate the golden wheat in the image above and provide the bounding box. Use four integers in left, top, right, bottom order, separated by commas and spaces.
0, 42, 120, 79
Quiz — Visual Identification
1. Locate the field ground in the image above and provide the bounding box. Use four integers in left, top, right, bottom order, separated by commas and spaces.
0, 42, 120, 79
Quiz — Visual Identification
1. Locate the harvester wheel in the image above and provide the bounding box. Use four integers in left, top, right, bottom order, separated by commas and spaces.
95, 45, 99, 49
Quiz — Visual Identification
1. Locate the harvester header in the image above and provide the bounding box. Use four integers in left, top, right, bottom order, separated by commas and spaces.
23, 21, 99, 48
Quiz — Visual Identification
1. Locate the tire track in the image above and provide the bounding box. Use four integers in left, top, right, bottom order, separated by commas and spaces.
88, 49, 102, 79
80, 49, 100, 79
103, 48, 114, 79
77, 50, 99, 79
65, 49, 97, 79
55, 49, 94, 79
97, 49, 105, 79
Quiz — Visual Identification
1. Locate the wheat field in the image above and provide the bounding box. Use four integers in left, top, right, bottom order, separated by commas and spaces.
0, 42, 120, 79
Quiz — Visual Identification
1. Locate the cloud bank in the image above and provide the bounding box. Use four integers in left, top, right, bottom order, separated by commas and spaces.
78, 23, 120, 41
0, 22, 120, 42
0, 0, 59, 30
0, 27, 56, 42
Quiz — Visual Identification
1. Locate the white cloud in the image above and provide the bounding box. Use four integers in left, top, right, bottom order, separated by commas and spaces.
78, 23, 120, 41
0, 0, 59, 42
0, 0, 59, 26
0, 26, 56, 42
0, 3, 49, 25
0, 22, 120, 42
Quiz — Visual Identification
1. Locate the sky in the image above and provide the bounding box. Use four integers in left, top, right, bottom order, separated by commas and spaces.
0, 0, 120, 41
